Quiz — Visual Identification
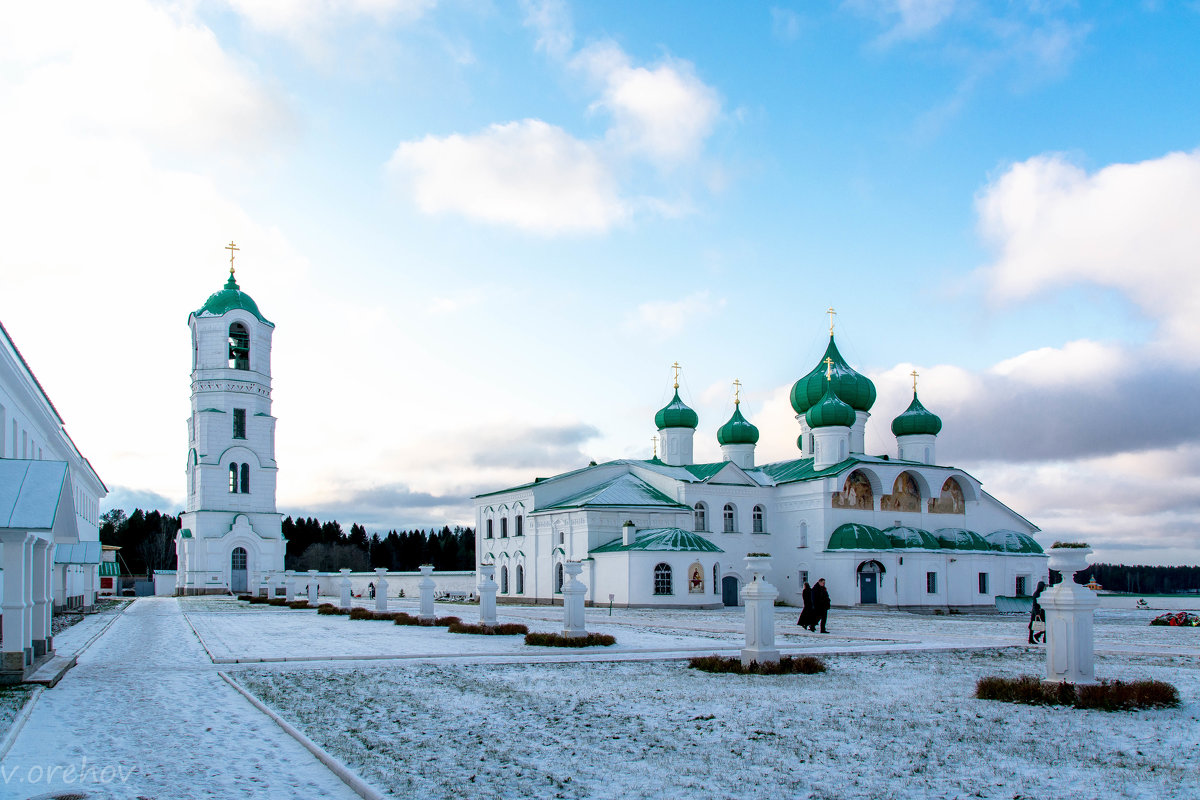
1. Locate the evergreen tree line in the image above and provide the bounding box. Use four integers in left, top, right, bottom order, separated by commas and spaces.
98, 508, 474, 574
1064, 563, 1200, 594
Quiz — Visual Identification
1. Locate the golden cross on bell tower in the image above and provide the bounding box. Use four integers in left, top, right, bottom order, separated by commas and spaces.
827, 306, 836, 335
733, 379, 742, 405
671, 361, 681, 390
911, 369, 919, 393
825, 356, 834, 380
225, 241, 240, 275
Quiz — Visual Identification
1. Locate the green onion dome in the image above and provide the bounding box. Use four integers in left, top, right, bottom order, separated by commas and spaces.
654, 389, 699, 430
890, 392, 942, 437
194, 272, 272, 325
716, 403, 759, 445
804, 380, 857, 428
790, 336, 876, 415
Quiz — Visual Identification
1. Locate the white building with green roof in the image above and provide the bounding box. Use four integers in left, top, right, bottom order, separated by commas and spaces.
475, 331, 1047, 611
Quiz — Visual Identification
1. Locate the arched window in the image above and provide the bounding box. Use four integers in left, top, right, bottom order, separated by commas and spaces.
694, 503, 707, 531
654, 563, 673, 595
229, 463, 238, 493
555, 562, 564, 593
799, 521, 809, 548
500, 518, 508, 538
231, 547, 247, 570
501, 566, 509, 594
516, 565, 524, 594
485, 520, 493, 539
240, 463, 250, 494
712, 562, 719, 594
515, 515, 523, 536
752, 505, 765, 533
228, 323, 250, 370
723, 503, 736, 533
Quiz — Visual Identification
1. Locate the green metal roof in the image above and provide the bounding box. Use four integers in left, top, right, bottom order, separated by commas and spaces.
654, 389, 699, 429
716, 403, 760, 445
827, 523, 892, 551
539, 474, 689, 511
790, 335, 876, 414
591, 528, 724, 553
681, 462, 727, 481
891, 392, 943, 437
99, 561, 120, 577
884, 525, 940, 550
986, 529, 1044, 554
194, 273, 273, 326
934, 527, 992, 551
805, 381, 857, 428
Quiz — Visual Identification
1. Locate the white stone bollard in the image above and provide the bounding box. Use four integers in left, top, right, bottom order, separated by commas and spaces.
418, 564, 436, 621
561, 561, 587, 637
741, 555, 780, 666
339, 568, 353, 609
285, 570, 297, 601
374, 568, 390, 613
1042, 545, 1100, 684
478, 563, 498, 627
307, 570, 319, 605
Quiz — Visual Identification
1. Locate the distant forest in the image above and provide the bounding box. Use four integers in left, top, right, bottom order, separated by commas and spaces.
99, 508, 476, 575
1069, 563, 1200, 595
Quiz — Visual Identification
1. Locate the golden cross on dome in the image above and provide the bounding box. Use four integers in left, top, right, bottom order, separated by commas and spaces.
827, 306, 836, 335
825, 356, 834, 380
225, 241, 240, 275
671, 361, 681, 390
733, 379, 742, 405
911, 370, 919, 392
651, 435, 658, 459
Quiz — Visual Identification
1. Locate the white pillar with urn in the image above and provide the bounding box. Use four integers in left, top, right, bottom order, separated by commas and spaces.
741, 554, 780, 666
338, 568, 352, 609
418, 564, 436, 621
478, 563, 498, 626
561, 561, 587, 637
1042, 544, 1099, 684
374, 568, 390, 612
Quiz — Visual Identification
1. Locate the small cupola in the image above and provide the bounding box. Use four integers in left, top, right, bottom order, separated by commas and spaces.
806, 358, 854, 469
655, 362, 697, 466
717, 379, 759, 468
892, 371, 940, 464
790, 312, 875, 456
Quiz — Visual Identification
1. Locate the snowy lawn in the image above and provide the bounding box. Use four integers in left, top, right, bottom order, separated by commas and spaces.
233, 648, 1199, 800
0, 686, 34, 734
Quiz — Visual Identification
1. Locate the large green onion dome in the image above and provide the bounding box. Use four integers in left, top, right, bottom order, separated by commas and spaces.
790, 335, 876, 415
804, 380, 857, 429
194, 272, 272, 325
891, 392, 942, 437
717, 402, 759, 445
654, 389, 699, 430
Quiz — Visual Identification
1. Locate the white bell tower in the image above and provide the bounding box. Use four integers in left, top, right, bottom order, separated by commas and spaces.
176, 244, 284, 595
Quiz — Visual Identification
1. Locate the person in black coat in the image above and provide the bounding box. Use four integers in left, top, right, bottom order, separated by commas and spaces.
798, 581, 814, 631
812, 578, 831, 633
1028, 580, 1048, 644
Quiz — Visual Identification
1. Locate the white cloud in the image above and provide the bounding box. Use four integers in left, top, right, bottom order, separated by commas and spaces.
623, 291, 725, 338
848, 0, 958, 41
521, 0, 574, 60
770, 7, 804, 42
221, 0, 437, 40
977, 150, 1200, 359
573, 41, 721, 164
387, 119, 627, 234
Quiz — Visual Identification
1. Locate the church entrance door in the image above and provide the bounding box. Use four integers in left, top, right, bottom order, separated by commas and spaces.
231, 547, 248, 593
721, 576, 739, 607
859, 573, 877, 604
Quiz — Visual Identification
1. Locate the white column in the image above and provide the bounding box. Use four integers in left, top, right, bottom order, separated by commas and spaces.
339, 568, 353, 609
418, 565, 436, 621
285, 570, 297, 600
22, 536, 33, 666
478, 564, 498, 626
374, 568, 390, 612
1042, 547, 1099, 684
741, 555, 780, 666
561, 561, 587, 637
1, 532, 32, 675
307, 569, 319, 605
31, 539, 52, 658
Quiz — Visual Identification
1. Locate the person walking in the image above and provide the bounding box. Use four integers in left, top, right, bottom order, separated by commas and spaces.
1028, 580, 1048, 644
798, 581, 814, 631
812, 578, 831, 633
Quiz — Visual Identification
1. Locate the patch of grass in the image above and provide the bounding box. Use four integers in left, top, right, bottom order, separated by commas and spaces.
688, 655, 827, 675
447, 621, 529, 635
524, 631, 616, 647
975, 675, 1180, 711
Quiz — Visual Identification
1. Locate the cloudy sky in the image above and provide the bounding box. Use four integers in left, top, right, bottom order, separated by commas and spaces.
2, 1, 1198, 564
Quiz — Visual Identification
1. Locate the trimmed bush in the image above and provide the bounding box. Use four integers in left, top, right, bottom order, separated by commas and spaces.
246, 594, 272, 604
287, 600, 311, 610
317, 604, 350, 616
688, 655, 827, 675
236, 594, 253, 602
447, 622, 530, 635
267, 597, 291, 606
975, 675, 1180, 710
435, 616, 462, 627
524, 632, 616, 647
348, 607, 377, 620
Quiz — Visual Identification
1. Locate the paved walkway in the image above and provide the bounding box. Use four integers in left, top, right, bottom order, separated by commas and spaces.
1, 597, 359, 799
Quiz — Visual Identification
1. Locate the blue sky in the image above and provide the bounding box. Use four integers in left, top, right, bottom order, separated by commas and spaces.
2, 1, 1199, 564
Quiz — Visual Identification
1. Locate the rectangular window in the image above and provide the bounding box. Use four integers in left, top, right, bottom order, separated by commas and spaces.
799, 570, 809, 587
485, 520, 493, 539
926, 572, 938, 594
1015, 576, 1028, 597
515, 515, 523, 536
978, 573, 989, 594
233, 408, 247, 439
500, 518, 508, 538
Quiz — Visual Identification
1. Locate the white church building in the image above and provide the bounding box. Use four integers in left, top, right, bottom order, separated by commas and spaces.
175, 256, 285, 595
475, 330, 1047, 611
1, 319, 106, 683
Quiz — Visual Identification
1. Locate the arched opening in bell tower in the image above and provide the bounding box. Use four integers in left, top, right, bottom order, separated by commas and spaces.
228, 323, 250, 370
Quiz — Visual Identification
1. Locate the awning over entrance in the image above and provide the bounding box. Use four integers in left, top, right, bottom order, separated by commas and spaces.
54, 541, 102, 565
0, 460, 69, 531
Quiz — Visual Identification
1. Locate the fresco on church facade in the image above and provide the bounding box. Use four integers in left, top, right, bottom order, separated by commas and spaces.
881, 472, 921, 513
688, 562, 705, 594
929, 477, 966, 514
833, 470, 873, 510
